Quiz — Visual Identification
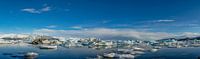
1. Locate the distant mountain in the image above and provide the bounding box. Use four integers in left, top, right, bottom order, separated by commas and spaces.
176, 36, 200, 41
159, 35, 200, 41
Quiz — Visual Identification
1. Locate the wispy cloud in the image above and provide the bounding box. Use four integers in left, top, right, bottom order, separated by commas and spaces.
21, 8, 40, 13
156, 19, 175, 23
173, 23, 199, 27
188, 24, 199, 26
102, 20, 111, 24
115, 24, 130, 27
21, 6, 51, 14
40, 6, 51, 12
46, 25, 57, 28
69, 26, 83, 29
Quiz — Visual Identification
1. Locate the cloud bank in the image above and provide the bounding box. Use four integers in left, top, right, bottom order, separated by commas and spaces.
33, 28, 174, 40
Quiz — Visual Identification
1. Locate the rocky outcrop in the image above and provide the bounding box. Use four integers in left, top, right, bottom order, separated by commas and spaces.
31, 36, 63, 45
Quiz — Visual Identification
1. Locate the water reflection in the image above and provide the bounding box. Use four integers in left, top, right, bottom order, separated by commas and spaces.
1, 44, 200, 59
0, 44, 99, 59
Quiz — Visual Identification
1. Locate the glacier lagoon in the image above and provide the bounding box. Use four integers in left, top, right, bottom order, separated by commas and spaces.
0, 44, 98, 59
0, 44, 200, 59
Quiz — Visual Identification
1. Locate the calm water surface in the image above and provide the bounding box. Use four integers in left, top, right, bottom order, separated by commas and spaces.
136, 47, 200, 59
0, 44, 99, 59
0, 44, 200, 59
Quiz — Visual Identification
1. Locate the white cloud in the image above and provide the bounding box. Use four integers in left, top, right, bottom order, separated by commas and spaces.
176, 32, 200, 38
21, 8, 40, 13
33, 28, 174, 40
156, 19, 175, 22
46, 25, 57, 28
69, 26, 83, 29
34, 28, 60, 33
21, 6, 51, 14
40, 6, 51, 12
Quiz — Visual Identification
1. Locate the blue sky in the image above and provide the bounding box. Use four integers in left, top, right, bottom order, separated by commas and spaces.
1, 0, 200, 35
